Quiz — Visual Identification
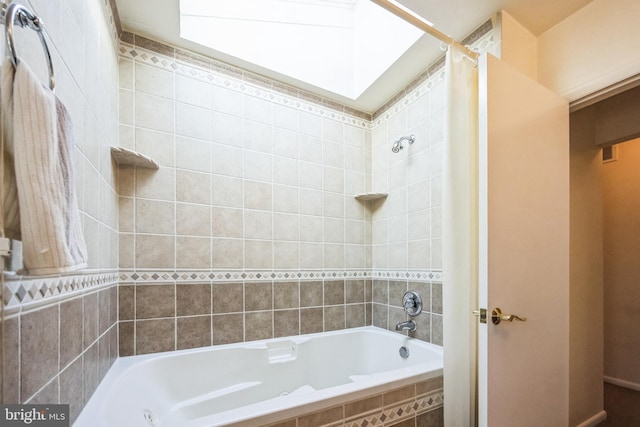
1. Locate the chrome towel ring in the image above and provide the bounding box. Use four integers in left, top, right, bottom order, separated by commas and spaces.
3, 2, 55, 90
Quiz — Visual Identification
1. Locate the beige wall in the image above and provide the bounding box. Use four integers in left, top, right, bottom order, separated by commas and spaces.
2, 0, 120, 423
538, 0, 640, 102
497, 11, 538, 81
603, 139, 640, 388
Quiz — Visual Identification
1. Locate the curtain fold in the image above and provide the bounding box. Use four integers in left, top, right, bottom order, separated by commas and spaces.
442, 46, 479, 427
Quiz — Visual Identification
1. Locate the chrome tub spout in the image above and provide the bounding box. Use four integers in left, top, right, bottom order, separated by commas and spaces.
395, 320, 416, 332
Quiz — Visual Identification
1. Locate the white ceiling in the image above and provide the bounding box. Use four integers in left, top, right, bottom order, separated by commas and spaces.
115, 0, 594, 113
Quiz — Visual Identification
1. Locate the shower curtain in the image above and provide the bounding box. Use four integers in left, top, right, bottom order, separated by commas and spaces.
442, 45, 479, 426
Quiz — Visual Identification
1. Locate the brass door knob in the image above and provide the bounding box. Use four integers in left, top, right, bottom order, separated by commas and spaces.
491, 307, 527, 325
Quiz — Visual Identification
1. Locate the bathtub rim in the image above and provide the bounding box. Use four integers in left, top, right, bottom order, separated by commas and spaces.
76, 325, 443, 427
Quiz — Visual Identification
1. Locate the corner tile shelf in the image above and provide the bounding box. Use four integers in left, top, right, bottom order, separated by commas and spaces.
354, 192, 388, 202
110, 147, 159, 169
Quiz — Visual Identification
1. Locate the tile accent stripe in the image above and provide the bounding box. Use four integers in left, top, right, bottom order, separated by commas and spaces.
3, 271, 119, 315
116, 270, 442, 284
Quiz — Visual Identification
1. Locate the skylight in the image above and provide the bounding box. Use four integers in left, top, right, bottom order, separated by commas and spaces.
179, 0, 423, 99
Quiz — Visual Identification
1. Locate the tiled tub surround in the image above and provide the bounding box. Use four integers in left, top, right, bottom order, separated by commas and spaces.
118, 276, 443, 356
118, 39, 372, 274
372, 279, 443, 345
2, 273, 119, 423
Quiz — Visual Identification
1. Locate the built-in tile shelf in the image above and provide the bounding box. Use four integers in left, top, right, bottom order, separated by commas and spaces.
354, 192, 388, 202
110, 147, 159, 169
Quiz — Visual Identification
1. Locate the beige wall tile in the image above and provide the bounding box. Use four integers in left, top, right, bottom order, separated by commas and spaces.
212, 143, 243, 177
136, 235, 175, 269
136, 167, 175, 201
176, 237, 212, 269
176, 74, 212, 108
273, 156, 298, 186
323, 192, 344, 218
177, 203, 211, 236
212, 112, 244, 147
299, 189, 322, 216
274, 213, 299, 241
324, 243, 345, 268
135, 92, 174, 133
274, 242, 299, 269
273, 185, 298, 214
212, 207, 243, 238
244, 121, 273, 154
299, 162, 322, 190
212, 238, 243, 268
244, 180, 272, 211
323, 141, 343, 169
408, 240, 430, 270
166, 170, 206, 206
273, 127, 298, 158
119, 197, 134, 232
300, 243, 323, 269
136, 128, 175, 168
136, 199, 175, 234
177, 102, 212, 141
299, 134, 322, 164
300, 216, 322, 242
245, 240, 273, 269
176, 136, 211, 173
244, 210, 273, 240
212, 86, 243, 116
119, 233, 135, 268
212, 175, 243, 208
135, 62, 174, 98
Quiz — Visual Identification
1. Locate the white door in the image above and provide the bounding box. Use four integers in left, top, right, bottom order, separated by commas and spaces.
477, 54, 570, 426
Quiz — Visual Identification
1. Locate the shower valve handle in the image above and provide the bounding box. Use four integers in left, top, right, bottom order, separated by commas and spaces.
402, 291, 422, 316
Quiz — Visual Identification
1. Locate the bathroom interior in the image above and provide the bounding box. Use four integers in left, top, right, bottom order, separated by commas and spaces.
0, 0, 639, 426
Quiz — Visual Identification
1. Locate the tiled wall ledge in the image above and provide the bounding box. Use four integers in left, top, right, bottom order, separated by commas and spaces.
262, 375, 443, 427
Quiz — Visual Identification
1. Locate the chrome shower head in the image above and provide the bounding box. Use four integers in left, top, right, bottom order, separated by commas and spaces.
391, 135, 415, 153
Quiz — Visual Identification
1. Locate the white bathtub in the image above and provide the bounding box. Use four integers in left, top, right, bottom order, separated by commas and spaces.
75, 326, 443, 427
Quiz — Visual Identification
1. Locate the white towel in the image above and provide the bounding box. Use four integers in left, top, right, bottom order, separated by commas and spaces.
1, 58, 87, 275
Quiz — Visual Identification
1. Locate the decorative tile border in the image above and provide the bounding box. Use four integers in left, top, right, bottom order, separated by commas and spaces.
345, 390, 442, 427
266, 381, 443, 427
371, 270, 443, 282
3, 271, 119, 314
118, 42, 372, 129
116, 269, 442, 283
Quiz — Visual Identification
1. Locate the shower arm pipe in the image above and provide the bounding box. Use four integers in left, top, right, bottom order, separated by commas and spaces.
370, 0, 479, 61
